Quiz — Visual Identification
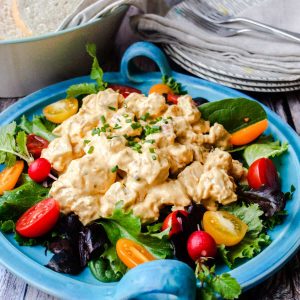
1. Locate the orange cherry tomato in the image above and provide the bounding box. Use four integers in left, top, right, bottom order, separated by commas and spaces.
149, 83, 173, 95
116, 238, 156, 269
203, 211, 248, 246
230, 119, 268, 146
43, 98, 78, 124
16, 198, 60, 238
0, 161, 24, 195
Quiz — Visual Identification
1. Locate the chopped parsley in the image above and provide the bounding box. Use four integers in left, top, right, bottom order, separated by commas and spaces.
114, 124, 122, 130
84, 139, 91, 144
128, 141, 142, 153
111, 165, 119, 173
100, 115, 106, 124
131, 122, 142, 130
144, 125, 161, 136
149, 148, 155, 153
152, 155, 157, 160
123, 113, 129, 117
125, 119, 132, 123
140, 112, 150, 121
108, 106, 116, 111
145, 139, 155, 144
92, 128, 101, 136
88, 146, 94, 154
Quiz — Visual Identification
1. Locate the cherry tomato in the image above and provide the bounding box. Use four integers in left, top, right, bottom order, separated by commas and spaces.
187, 230, 217, 261
16, 198, 60, 238
161, 210, 189, 238
0, 161, 24, 195
43, 98, 78, 124
203, 211, 248, 246
109, 84, 141, 98
28, 158, 51, 182
149, 83, 173, 95
26, 134, 49, 159
116, 238, 155, 269
166, 94, 180, 104
247, 158, 279, 190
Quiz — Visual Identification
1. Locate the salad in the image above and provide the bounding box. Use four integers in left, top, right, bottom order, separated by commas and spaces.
0, 44, 294, 300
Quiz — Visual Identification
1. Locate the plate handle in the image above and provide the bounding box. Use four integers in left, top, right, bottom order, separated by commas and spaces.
120, 42, 172, 83
114, 259, 196, 300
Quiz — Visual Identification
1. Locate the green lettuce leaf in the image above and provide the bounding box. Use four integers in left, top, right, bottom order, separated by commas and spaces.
0, 122, 33, 166
0, 180, 49, 222
243, 140, 288, 166
67, 83, 98, 98
89, 245, 127, 282
219, 203, 271, 268
97, 202, 172, 259
162, 75, 187, 95
199, 98, 267, 133
19, 115, 57, 142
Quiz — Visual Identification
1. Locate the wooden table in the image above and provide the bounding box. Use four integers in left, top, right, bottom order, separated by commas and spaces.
0, 8, 300, 300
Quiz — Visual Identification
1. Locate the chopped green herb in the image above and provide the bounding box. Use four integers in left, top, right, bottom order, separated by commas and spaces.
114, 124, 122, 130
141, 112, 150, 121
88, 146, 94, 154
84, 139, 91, 144
149, 148, 155, 153
144, 125, 161, 136
167, 116, 173, 120
162, 75, 187, 95
152, 155, 157, 160
145, 139, 155, 144
123, 114, 129, 117
131, 122, 142, 130
92, 128, 100, 136
100, 124, 109, 132
111, 165, 119, 173
125, 119, 132, 123
108, 106, 116, 111
100, 115, 106, 124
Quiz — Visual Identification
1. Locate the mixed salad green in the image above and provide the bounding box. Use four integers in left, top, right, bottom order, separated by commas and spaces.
0, 44, 295, 300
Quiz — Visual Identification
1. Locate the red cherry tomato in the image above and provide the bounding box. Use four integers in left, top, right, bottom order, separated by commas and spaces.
16, 198, 60, 238
27, 134, 49, 159
187, 230, 217, 261
247, 158, 279, 190
108, 84, 142, 98
28, 158, 51, 182
162, 210, 189, 238
166, 94, 180, 104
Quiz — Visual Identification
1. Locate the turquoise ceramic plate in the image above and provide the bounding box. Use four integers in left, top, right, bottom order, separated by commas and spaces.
0, 42, 299, 300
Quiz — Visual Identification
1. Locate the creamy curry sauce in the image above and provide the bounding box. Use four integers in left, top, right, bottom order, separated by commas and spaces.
41, 89, 246, 224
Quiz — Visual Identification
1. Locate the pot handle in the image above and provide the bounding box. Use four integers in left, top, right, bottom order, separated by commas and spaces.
114, 259, 196, 300
120, 42, 172, 83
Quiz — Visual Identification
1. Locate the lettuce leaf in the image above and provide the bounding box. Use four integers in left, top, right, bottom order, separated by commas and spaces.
243, 140, 288, 166
219, 203, 271, 268
97, 202, 172, 259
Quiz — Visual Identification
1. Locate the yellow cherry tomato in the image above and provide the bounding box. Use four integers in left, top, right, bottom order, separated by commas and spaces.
0, 161, 24, 195
149, 83, 173, 95
203, 211, 248, 246
116, 238, 156, 269
43, 98, 78, 124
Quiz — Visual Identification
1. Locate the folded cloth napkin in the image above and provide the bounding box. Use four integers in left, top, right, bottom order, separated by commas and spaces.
58, 0, 170, 31
131, 0, 300, 78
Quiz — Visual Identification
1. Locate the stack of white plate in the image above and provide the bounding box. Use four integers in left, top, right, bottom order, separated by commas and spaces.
162, 0, 300, 92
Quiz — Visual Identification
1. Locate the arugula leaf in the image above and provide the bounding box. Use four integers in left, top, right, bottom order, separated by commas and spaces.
243, 141, 288, 166
162, 75, 187, 95
89, 246, 127, 282
218, 203, 271, 268
199, 98, 267, 133
19, 115, 56, 142
67, 83, 98, 98
86, 43, 107, 91
97, 202, 172, 259
0, 180, 49, 222
196, 264, 241, 300
0, 122, 33, 166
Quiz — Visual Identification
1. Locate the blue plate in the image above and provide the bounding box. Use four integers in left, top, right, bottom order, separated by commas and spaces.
0, 42, 299, 300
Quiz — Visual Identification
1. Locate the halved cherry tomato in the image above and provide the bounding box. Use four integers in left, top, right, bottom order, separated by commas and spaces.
109, 84, 141, 98
149, 83, 173, 95
116, 238, 155, 269
28, 158, 51, 182
26, 134, 49, 159
43, 98, 78, 124
247, 158, 279, 190
0, 161, 24, 195
16, 198, 60, 238
166, 94, 180, 104
230, 119, 268, 146
203, 211, 248, 246
162, 210, 189, 238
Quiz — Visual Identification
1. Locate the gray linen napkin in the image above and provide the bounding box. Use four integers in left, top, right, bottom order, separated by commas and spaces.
131, 0, 300, 76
